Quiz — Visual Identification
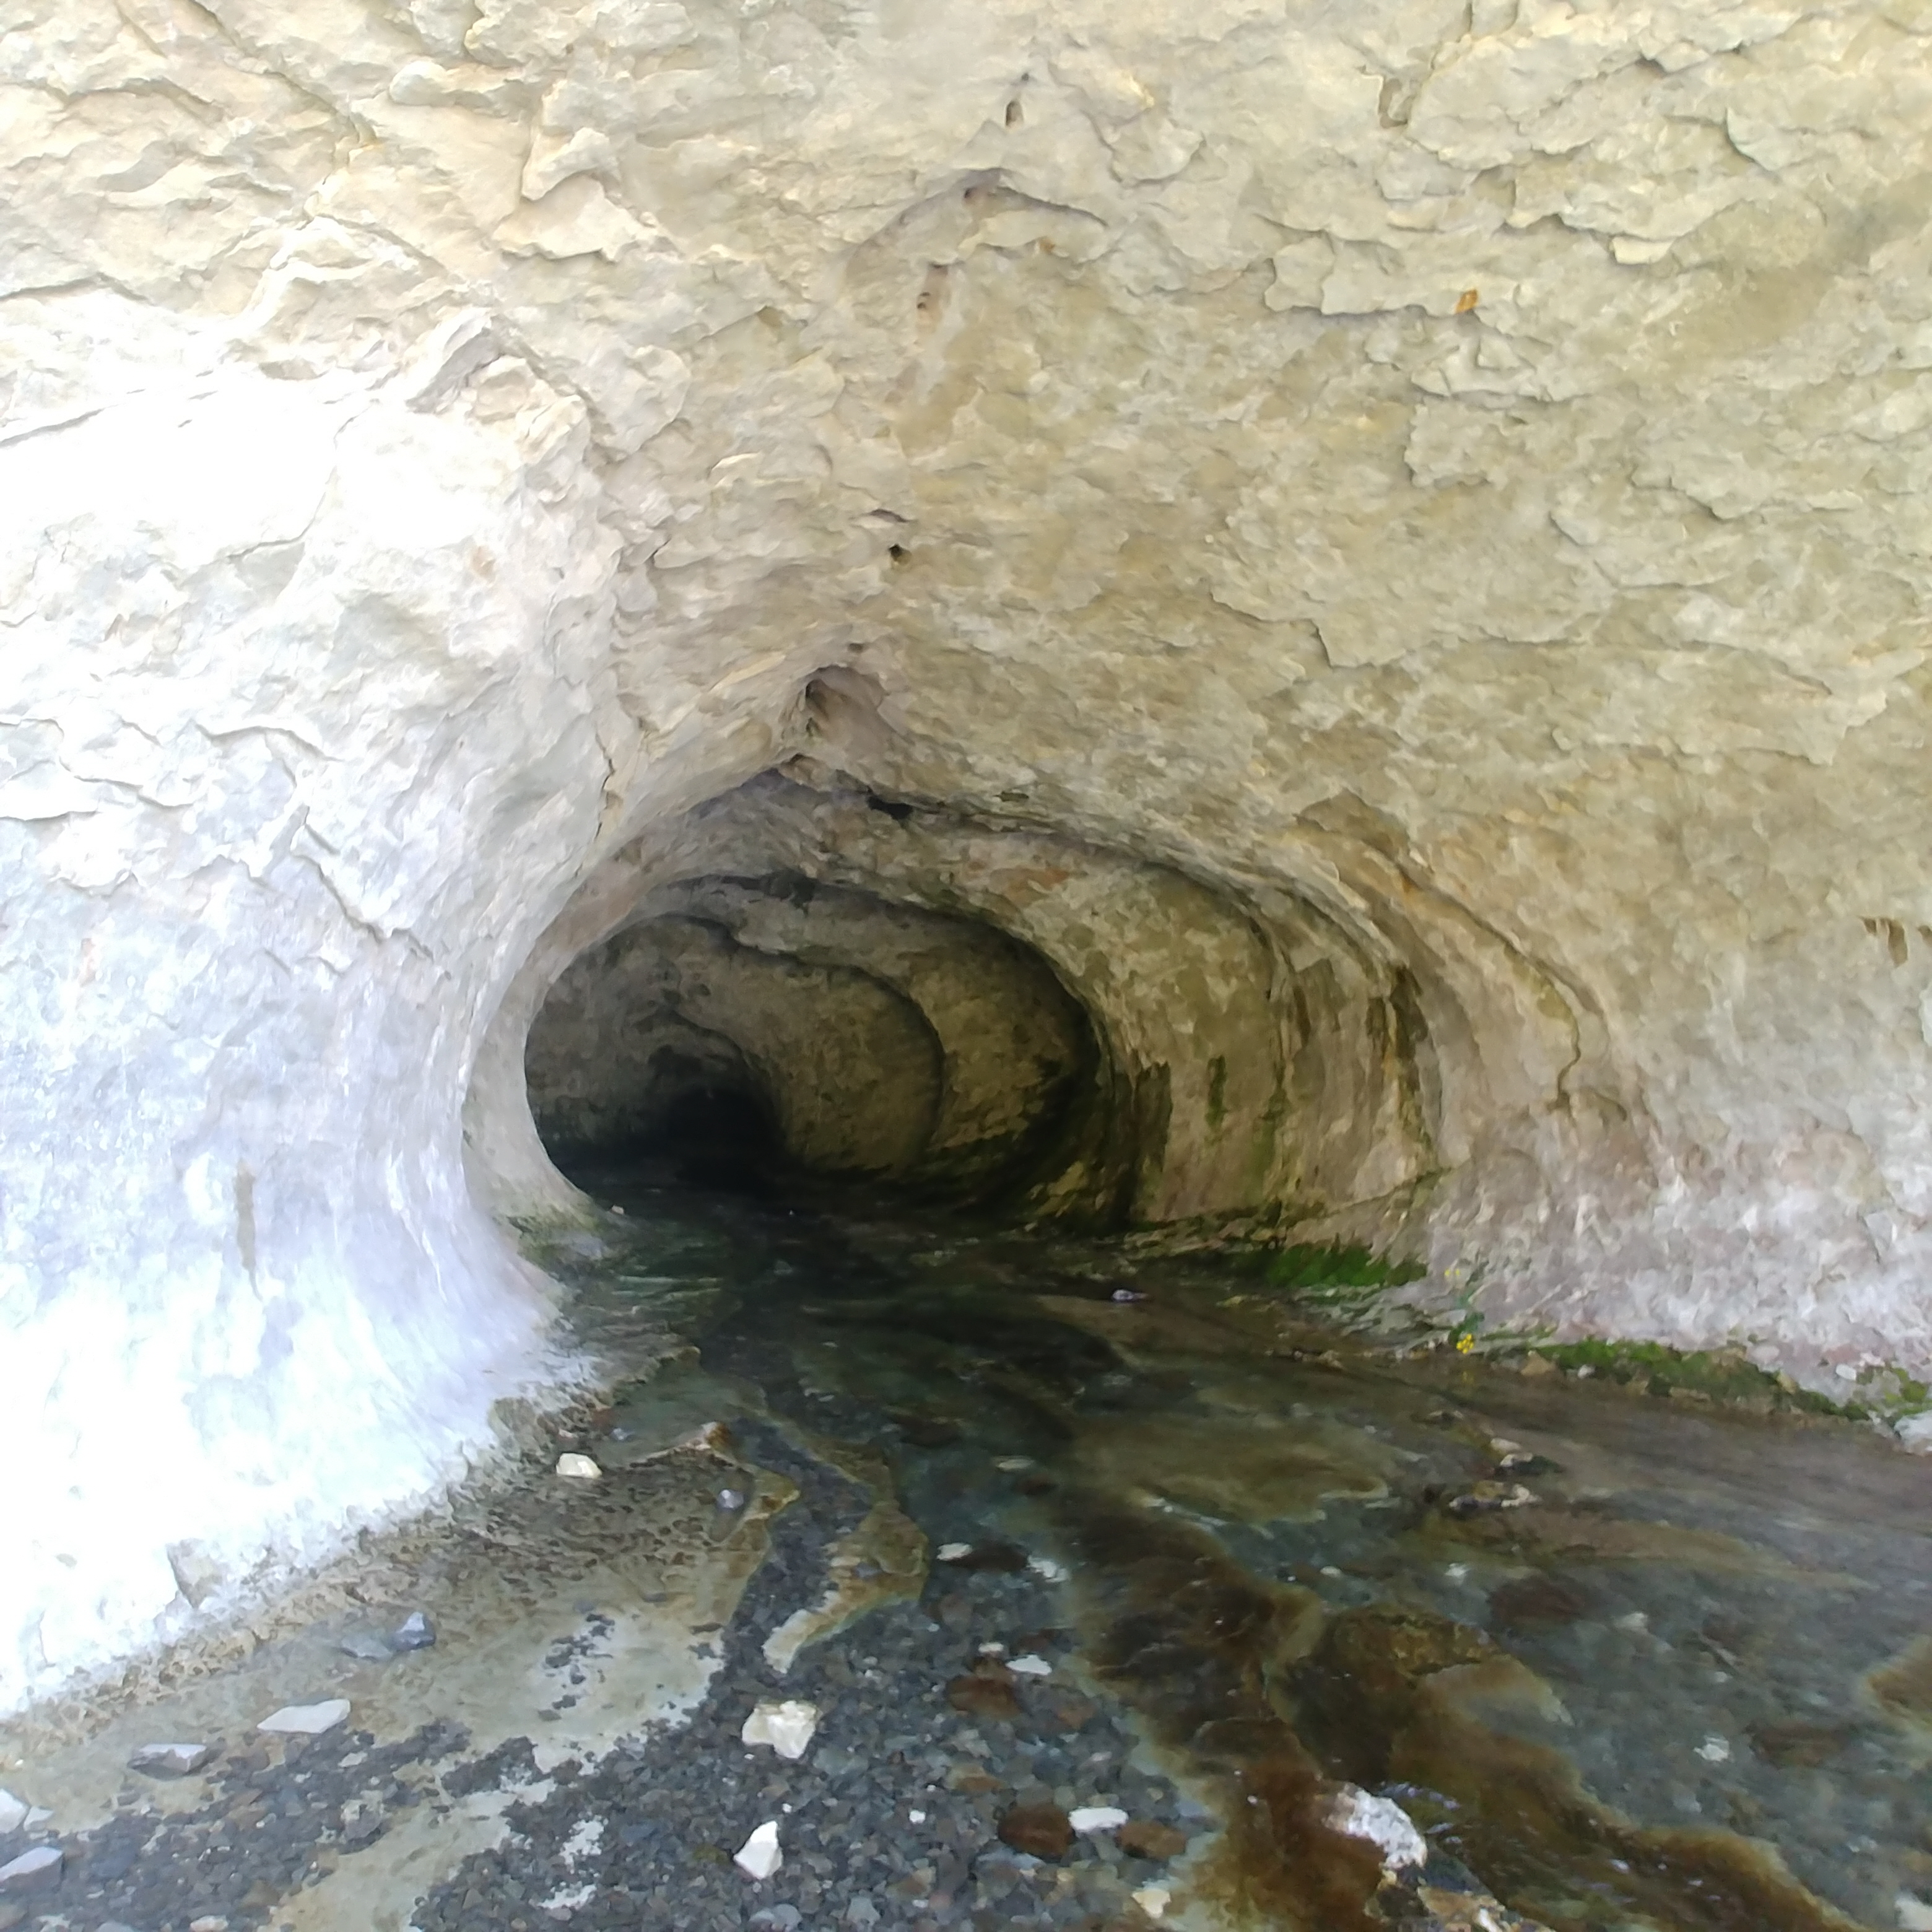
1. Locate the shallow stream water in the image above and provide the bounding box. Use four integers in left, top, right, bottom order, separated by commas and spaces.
6, 1172, 1930, 1932
568, 1160, 1932, 1932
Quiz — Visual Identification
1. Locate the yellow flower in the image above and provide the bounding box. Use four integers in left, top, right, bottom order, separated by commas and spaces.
1455, 1332, 1476, 1354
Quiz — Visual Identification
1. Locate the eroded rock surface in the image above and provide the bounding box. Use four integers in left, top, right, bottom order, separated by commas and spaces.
6, 0, 1932, 1708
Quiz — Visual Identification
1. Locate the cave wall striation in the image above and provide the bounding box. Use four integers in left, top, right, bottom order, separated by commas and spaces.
6, 0, 1932, 1710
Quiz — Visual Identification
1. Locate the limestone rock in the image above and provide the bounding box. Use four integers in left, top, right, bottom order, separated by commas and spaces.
257, 1700, 350, 1736
7, 0, 1932, 1727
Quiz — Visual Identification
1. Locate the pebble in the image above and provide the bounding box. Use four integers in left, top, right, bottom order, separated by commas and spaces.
994, 1457, 1033, 1472
936, 1543, 972, 1562
256, 1699, 350, 1736
734, 1820, 784, 1880
0, 1847, 62, 1896
1027, 1554, 1070, 1583
718, 1487, 747, 1511
1118, 1820, 1188, 1860
0, 1792, 25, 1834
128, 1743, 217, 1778
189, 1917, 230, 1931
390, 1610, 437, 1651
555, 1451, 602, 1480
750, 1908, 803, 1931
1069, 1806, 1129, 1834
339, 1629, 394, 1661
1111, 1289, 1146, 1302
1007, 1653, 1053, 1676
998, 1802, 1074, 1860
1325, 1786, 1428, 1871
741, 1700, 820, 1760
1695, 1735, 1731, 1764
1133, 1884, 1172, 1919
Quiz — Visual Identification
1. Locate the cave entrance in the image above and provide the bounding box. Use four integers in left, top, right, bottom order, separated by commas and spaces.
523, 872, 1107, 1214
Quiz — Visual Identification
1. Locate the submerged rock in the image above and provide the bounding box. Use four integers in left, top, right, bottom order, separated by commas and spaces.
998, 1802, 1074, 1860
128, 1743, 217, 1778
1118, 1820, 1188, 1860
0, 1846, 61, 1896
390, 1610, 437, 1651
256, 1699, 350, 1736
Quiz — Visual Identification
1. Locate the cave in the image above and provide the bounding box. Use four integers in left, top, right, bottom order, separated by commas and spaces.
4, 0, 1931, 1925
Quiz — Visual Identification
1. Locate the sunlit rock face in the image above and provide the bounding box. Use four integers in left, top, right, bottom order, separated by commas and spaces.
7, 0, 1932, 1710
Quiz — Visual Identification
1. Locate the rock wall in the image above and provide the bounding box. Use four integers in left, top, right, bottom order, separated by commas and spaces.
7, 0, 1932, 1709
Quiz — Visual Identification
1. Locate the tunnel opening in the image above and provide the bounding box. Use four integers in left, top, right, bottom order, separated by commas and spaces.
523, 868, 1117, 1217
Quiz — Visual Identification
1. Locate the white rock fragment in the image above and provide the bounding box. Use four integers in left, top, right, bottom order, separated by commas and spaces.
0, 1790, 26, 1833
936, 1543, 972, 1562
734, 1819, 783, 1879
1896, 1891, 1932, 1930
741, 1700, 820, 1760
555, 1451, 602, 1480
257, 1699, 350, 1736
1695, 1734, 1731, 1763
0, 1845, 63, 1894
129, 1742, 217, 1777
390, 1610, 437, 1651
1132, 1884, 1171, 1919
1325, 1786, 1429, 1871
1069, 1806, 1129, 1834
994, 1456, 1033, 1471
1008, 1655, 1053, 1676
1027, 1554, 1069, 1583
908, 1809, 927, 1824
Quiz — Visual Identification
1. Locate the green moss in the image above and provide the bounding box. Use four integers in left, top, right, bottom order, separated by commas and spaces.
1264, 1241, 1425, 1302
1530, 1337, 1858, 1417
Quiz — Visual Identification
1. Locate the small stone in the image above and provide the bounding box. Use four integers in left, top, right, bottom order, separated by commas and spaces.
1118, 1820, 1188, 1860
0, 1792, 25, 1834
994, 1456, 1032, 1471
1027, 1554, 1070, 1583
947, 1671, 1022, 1721
128, 1742, 217, 1778
1325, 1786, 1428, 1871
0, 1846, 61, 1896
1132, 1884, 1172, 1920
908, 1808, 927, 1824
749, 1908, 803, 1931
734, 1820, 783, 1880
189, 1917, 230, 1931
1695, 1734, 1731, 1764
936, 1543, 972, 1562
845, 1899, 880, 1927
339, 1629, 394, 1661
555, 1452, 601, 1480
1008, 1653, 1053, 1676
998, 1802, 1074, 1860
741, 1700, 819, 1760
1110, 1289, 1146, 1302
717, 1487, 747, 1511
1069, 1806, 1128, 1834
257, 1699, 350, 1736
390, 1610, 437, 1651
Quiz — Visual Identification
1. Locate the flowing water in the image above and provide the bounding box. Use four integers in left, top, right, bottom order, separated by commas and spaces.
565, 1158, 1932, 1932
7, 1170, 1930, 1932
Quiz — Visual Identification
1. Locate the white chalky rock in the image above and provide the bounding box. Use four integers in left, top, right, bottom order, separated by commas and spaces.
1131, 1886, 1171, 1920
257, 1699, 350, 1736
1028, 1556, 1070, 1584
741, 1700, 820, 1760
555, 1453, 602, 1480
1325, 1786, 1429, 1872
0, 1845, 63, 1893
1069, 1806, 1129, 1834
734, 1820, 784, 1880
1008, 1655, 1053, 1676
129, 1743, 217, 1777
0, 1790, 25, 1833
936, 1544, 972, 1562
8, 0, 1932, 1728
